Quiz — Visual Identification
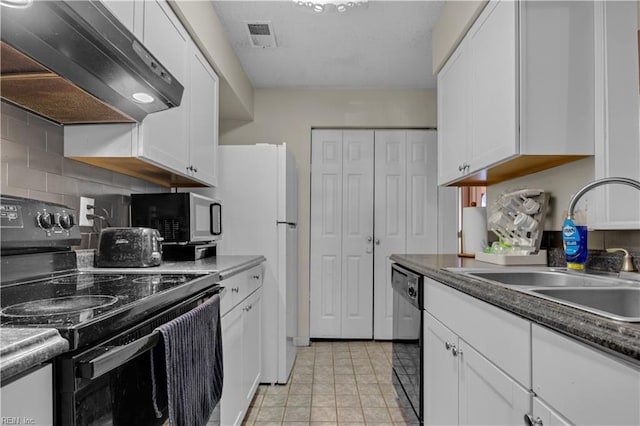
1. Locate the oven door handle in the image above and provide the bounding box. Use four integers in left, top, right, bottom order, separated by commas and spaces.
76, 286, 225, 380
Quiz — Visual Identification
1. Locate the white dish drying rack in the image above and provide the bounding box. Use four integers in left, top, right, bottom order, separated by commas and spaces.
477, 189, 549, 265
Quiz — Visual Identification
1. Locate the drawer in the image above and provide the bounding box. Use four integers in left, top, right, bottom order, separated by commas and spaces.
532, 324, 640, 425
219, 264, 265, 317
424, 278, 531, 387
245, 265, 264, 296
220, 271, 246, 317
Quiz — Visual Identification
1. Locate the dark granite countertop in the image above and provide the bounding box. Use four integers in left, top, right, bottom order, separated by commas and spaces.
390, 254, 640, 366
0, 328, 68, 382
78, 252, 265, 281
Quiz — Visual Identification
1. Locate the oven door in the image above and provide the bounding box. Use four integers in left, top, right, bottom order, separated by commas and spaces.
391, 264, 423, 424
55, 286, 224, 426
189, 193, 222, 242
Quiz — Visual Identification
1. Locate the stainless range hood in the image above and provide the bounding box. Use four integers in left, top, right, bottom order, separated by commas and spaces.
0, 0, 184, 124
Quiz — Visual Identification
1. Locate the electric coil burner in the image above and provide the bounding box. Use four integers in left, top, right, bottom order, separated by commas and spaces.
0, 196, 222, 425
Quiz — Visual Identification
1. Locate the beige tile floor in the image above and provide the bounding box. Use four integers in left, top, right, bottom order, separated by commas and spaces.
242, 340, 414, 425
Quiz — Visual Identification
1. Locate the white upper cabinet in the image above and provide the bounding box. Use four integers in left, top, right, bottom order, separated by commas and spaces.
138, 0, 190, 176
189, 49, 219, 187
467, 0, 517, 174
592, 0, 640, 229
64, 0, 219, 188
102, 1, 138, 34
437, 0, 595, 186
437, 46, 470, 185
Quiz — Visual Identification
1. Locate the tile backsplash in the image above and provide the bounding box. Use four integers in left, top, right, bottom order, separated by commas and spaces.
0, 101, 169, 248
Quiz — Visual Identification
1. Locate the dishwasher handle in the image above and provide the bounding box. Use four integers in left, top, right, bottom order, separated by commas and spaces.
76, 286, 225, 380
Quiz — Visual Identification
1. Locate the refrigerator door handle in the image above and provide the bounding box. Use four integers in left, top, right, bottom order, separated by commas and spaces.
277, 221, 297, 229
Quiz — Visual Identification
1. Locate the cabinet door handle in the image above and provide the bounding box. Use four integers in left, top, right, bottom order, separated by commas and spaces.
374, 238, 381, 246
524, 414, 543, 426
458, 164, 465, 171
231, 287, 239, 293
451, 346, 462, 357
193, 166, 198, 173
252, 275, 260, 280
445, 342, 453, 351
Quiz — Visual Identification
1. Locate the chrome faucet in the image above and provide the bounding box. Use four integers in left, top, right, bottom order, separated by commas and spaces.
567, 177, 640, 273
567, 177, 640, 219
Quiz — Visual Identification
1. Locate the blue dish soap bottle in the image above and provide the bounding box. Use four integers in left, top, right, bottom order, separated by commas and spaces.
562, 211, 588, 270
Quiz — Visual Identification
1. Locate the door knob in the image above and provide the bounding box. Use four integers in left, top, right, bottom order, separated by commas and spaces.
365, 236, 373, 254
524, 414, 543, 426
375, 238, 380, 245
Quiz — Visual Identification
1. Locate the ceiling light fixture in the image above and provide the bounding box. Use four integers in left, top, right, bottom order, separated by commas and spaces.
293, 0, 368, 14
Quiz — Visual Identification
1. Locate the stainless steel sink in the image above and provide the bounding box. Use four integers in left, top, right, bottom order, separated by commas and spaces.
464, 270, 623, 288
449, 268, 640, 322
530, 288, 640, 322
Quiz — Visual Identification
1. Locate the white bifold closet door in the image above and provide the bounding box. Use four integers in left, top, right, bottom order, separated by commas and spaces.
373, 130, 439, 339
310, 130, 374, 339
310, 129, 446, 339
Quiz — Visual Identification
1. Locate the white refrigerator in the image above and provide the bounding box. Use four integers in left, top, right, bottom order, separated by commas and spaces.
216, 143, 298, 384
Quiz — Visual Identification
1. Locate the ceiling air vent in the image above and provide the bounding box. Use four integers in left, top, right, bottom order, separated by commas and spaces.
245, 21, 277, 48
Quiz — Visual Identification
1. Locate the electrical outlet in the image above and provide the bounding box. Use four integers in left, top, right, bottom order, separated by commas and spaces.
79, 197, 94, 227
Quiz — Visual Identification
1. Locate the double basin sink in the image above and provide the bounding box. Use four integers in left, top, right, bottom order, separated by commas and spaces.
453, 268, 640, 322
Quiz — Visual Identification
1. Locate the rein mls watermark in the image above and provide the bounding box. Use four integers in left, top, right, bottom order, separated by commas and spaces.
1, 417, 35, 425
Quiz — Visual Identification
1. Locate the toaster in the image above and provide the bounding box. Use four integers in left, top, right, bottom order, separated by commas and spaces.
96, 227, 163, 267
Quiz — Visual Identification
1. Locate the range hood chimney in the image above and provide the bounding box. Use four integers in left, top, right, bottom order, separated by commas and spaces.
0, 0, 184, 124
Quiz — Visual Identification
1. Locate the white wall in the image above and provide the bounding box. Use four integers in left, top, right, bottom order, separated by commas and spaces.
220, 88, 437, 341
487, 158, 595, 231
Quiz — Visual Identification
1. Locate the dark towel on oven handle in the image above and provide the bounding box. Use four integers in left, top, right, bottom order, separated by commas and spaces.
150, 294, 223, 426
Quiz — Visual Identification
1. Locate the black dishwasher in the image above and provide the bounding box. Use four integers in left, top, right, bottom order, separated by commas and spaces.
391, 263, 423, 425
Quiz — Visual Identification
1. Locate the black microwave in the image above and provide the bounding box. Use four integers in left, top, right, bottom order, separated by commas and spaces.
130, 193, 222, 243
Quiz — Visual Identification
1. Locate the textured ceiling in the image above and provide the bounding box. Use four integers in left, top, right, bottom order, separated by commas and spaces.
211, 1, 444, 89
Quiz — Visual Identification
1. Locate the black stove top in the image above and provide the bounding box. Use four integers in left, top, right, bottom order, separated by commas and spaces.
0, 196, 222, 352
0, 271, 218, 350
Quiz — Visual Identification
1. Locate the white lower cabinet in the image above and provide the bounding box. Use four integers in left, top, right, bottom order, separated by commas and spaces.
531, 396, 571, 426
219, 265, 264, 426
423, 312, 460, 425
1, 364, 53, 426
423, 278, 531, 426
220, 300, 244, 426
424, 311, 529, 426
532, 324, 640, 426
241, 289, 262, 409
423, 275, 640, 426
458, 339, 530, 426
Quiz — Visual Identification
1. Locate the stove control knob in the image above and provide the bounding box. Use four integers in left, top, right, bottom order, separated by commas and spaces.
58, 213, 75, 230
37, 212, 55, 229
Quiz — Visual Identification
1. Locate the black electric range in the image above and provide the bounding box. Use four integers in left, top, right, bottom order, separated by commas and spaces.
1, 195, 224, 426
0, 270, 217, 350
0, 195, 220, 351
